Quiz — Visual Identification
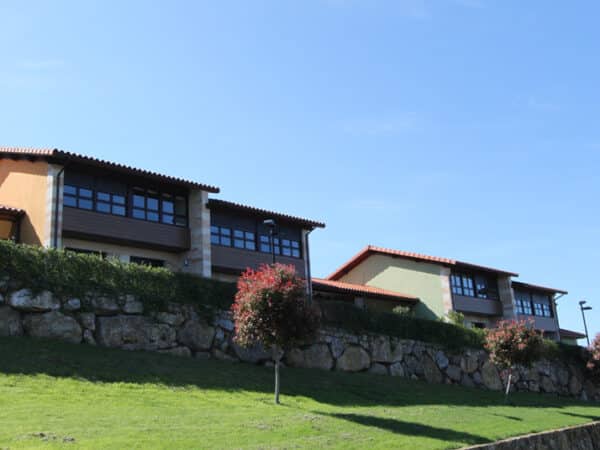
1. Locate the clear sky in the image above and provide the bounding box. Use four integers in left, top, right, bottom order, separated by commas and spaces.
1, 1, 598, 341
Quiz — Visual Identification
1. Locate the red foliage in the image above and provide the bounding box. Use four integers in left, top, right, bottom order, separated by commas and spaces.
231, 264, 319, 351
484, 319, 543, 370
587, 333, 600, 380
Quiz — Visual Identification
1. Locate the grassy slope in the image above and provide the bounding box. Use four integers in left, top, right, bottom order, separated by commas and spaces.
0, 338, 599, 449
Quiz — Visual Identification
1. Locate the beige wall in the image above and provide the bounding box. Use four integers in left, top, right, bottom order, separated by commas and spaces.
0, 159, 50, 246
338, 254, 446, 320
62, 238, 185, 271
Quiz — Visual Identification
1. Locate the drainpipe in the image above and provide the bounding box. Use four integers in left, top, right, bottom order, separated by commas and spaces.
304, 228, 314, 305
553, 293, 566, 342
53, 165, 66, 249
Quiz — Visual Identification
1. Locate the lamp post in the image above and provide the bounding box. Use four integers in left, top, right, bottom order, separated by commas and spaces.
263, 219, 277, 265
579, 300, 593, 346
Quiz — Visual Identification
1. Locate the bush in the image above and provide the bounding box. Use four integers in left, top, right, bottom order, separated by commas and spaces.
0, 241, 236, 314
447, 311, 465, 327
587, 333, 600, 382
319, 300, 484, 351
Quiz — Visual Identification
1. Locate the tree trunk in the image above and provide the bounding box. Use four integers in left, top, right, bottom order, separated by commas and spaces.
273, 346, 281, 405
504, 368, 512, 403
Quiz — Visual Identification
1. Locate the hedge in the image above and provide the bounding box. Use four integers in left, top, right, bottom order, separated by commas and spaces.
0, 240, 236, 314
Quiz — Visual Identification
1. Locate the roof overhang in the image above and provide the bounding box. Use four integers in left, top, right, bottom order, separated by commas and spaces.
312, 277, 418, 303
559, 328, 586, 340
207, 199, 325, 229
512, 281, 568, 296
0, 147, 220, 193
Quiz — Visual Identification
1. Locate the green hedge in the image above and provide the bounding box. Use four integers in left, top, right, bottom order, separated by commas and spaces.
0, 241, 236, 313
320, 300, 485, 350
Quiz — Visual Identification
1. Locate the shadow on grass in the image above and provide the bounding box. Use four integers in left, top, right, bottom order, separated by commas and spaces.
0, 337, 595, 411
560, 411, 600, 421
317, 412, 489, 446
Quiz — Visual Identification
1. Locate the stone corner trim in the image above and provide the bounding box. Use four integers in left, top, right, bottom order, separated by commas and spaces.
462, 420, 600, 450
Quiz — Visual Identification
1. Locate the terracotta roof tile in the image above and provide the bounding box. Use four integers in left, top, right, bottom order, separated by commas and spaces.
0, 204, 25, 216
0, 147, 219, 193
312, 277, 418, 303
208, 199, 325, 229
328, 245, 518, 280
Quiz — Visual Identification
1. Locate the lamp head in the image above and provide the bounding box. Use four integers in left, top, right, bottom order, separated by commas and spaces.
579, 300, 587, 306
582, 306, 593, 311
263, 219, 276, 227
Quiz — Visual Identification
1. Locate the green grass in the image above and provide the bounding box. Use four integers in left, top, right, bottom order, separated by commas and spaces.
0, 338, 599, 449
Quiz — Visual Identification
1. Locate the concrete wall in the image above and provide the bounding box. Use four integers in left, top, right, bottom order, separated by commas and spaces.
338, 254, 446, 320
0, 159, 50, 246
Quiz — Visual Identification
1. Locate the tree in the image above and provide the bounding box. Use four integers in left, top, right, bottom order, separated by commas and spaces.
484, 319, 543, 402
586, 333, 600, 382
231, 263, 320, 404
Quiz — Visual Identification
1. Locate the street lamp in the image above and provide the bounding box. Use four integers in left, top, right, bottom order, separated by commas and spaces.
263, 219, 277, 265
579, 300, 593, 346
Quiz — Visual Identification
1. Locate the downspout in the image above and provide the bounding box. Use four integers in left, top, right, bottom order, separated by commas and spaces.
553, 293, 566, 342
53, 165, 66, 249
304, 228, 314, 305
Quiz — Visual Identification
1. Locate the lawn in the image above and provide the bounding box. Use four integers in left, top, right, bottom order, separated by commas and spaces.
0, 337, 599, 449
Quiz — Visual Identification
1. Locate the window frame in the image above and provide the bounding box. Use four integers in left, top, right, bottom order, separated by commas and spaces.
450, 271, 499, 300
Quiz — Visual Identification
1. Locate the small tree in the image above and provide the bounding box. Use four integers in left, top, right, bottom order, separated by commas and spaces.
586, 333, 600, 382
231, 264, 319, 404
484, 319, 543, 402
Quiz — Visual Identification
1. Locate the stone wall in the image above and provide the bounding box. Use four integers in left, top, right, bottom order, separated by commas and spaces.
463, 421, 600, 450
0, 288, 598, 402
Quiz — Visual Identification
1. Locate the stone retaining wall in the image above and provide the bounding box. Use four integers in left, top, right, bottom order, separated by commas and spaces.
463, 421, 600, 450
0, 288, 598, 402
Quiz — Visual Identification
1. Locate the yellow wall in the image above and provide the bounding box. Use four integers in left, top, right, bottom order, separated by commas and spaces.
338, 254, 446, 320
62, 238, 185, 271
0, 159, 49, 245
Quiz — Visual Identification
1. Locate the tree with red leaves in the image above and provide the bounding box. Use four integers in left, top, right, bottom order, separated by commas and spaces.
587, 333, 600, 382
484, 319, 543, 402
231, 263, 319, 404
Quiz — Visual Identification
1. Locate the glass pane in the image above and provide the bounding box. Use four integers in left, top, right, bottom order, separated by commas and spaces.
162, 200, 174, 214
245, 232, 254, 240
97, 192, 110, 202
64, 185, 77, 195
162, 214, 174, 224
260, 235, 269, 243
147, 198, 159, 211
292, 249, 300, 258
260, 243, 270, 252
282, 247, 291, 256
211, 226, 219, 234
96, 202, 110, 213
133, 195, 145, 208
211, 234, 220, 245
282, 239, 290, 246
234, 239, 244, 249
234, 230, 244, 238
133, 208, 145, 219
246, 241, 256, 251
274, 245, 280, 254
79, 199, 93, 210
113, 195, 125, 205
147, 211, 159, 222
79, 188, 92, 198
175, 217, 186, 226
221, 237, 231, 246
221, 228, 231, 236
64, 196, 77, 207
291, 241, 299, 248
112, 205, 126, 216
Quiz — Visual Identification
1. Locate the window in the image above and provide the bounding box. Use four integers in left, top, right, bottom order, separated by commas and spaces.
65, 247, 107, 259
281, 239, 301, 258
515, 291, 533, 315
96, 191, 126, 216
130, 256, 164, 268
259, 234, 301, 258
64, 185, 93, 210
132, 189, 187, 226
233, 229, 256, 250
451, 272, 498, 299
532, 293, 553, 318
211, 226, 232, 246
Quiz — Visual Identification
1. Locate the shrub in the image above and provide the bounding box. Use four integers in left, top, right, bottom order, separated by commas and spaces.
587, 333, 600, 382
392, 305, 413, 317
319, 300, 484, 351
485, 319, 543, 401
231, 264, 319, 404
447, 311, 465, 327
0, 241, 236, 315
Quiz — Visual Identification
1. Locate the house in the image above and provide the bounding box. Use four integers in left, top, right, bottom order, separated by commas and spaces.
325, 245, 584, 343
0, 148, 324, 282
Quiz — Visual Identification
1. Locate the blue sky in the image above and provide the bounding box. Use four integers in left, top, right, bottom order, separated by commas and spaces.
1, 1, 598, 340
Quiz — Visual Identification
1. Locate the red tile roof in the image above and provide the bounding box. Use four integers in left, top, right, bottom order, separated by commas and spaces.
0, 147, 220, 193
512, 281, 568, 296
312, 278, 418, 303
0, 204, 25, 216
559, 328, 586, 340
328, 245, 518, 280
208, 199, 325, 229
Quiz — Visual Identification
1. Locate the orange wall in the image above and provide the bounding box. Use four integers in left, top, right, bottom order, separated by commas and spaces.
0, 159, 49, 245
